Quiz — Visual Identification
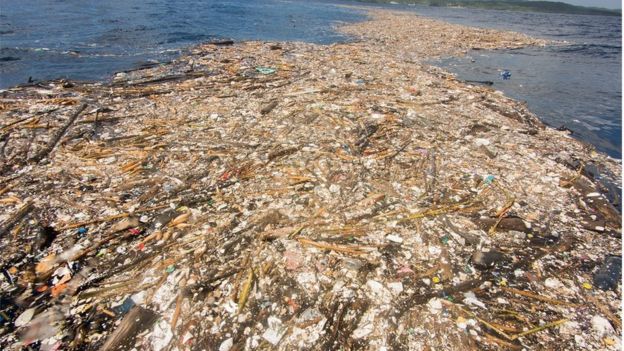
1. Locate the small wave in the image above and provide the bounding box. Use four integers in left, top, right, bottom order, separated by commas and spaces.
0, 47, 40, 56
161, 32, 217, 45
555, 43, 621, 58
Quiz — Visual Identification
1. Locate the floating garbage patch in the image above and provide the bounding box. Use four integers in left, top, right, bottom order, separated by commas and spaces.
0, 8, 621, 351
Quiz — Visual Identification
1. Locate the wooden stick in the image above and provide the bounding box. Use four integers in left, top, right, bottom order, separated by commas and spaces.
58, 213, 129, 230
484, 332, 522, 350
458, 306, 514, 341
404, 201, 473, 220
100, 306, 158, 351
497, 309, 535, 328
298, 237, 365, 255
489, 322, 522, 333
585, 293, 621, 330
31, 103, 87, 162
0, 201, 32, 238
146, 272, 169, 305
501, 287, 579, 307
510, 319, 567, 340
1, 116, 34, 131
171, 278, 187, 330
78, 116, 128, 124
238, 269, 255, 312
489, 183, 515, 235
58, 204, 169, 230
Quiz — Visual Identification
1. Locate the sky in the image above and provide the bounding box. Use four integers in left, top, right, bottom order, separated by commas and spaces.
546, 0, 622, 9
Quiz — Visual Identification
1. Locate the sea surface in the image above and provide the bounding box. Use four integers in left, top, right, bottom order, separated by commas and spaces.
411, 5, 622, 159
0, 0, 621, 158
0, 0, 364, 87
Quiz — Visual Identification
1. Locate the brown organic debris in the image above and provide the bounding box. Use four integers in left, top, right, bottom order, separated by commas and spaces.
0, 7, 619, 351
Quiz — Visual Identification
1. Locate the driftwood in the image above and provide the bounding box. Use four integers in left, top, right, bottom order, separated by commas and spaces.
100, 306, 158, 351
30, 103, 87, 162
1, 116, 34, 130
0, 201, 32, 238
465, 80, 494, 86
210, 39, 235, 46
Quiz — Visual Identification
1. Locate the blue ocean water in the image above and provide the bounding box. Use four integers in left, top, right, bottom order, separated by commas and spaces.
0, 0, 621, 158
409, 5, 622, 158
0, 0, 364, 87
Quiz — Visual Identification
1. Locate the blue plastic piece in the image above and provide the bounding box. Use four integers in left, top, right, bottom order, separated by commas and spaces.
112, 297, 136, 315
500, 70, 512, 80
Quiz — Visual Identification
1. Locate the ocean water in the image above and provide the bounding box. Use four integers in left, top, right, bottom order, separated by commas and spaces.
0, 0, 621, 158
409, 5, 622, 159
0, 0, 364, 87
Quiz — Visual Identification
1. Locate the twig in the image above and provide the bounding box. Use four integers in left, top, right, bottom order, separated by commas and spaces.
585, 293, 621, 331
510, 319, 567, 340
403, 200, 477, 221
501, 286, 579, 307
58, 204, 169, 230
101, 306, 158, 351
1, 116, 34, 131
171, 278, 187, 330
489, 182, 515, 235
238, 268, 255, 312
484, 333, 522, 350
30, 103, 87, 162
78, 116, 127, 124
394, 279, 482, 320
484, 332, 522, 350
456, 304, 514, 341
0, 201, 33, 238
79, 279, 141, 299
298, 237, 365, 255
559, 162, 584, 188
58, 213, 129, 230
489, 322, 522, 333
146, 272, 169, 305
384, 139, 412, 161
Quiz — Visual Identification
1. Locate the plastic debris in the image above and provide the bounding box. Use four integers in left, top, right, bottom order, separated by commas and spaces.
14, 308, 35, 327
0, 7, 618, 351
262, 316, 286, 345
256, 66, 276, 75
463, 291, 486, 308
386, 234, 403, 243
591, 315, 615, 337
112, 296, 136, 315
